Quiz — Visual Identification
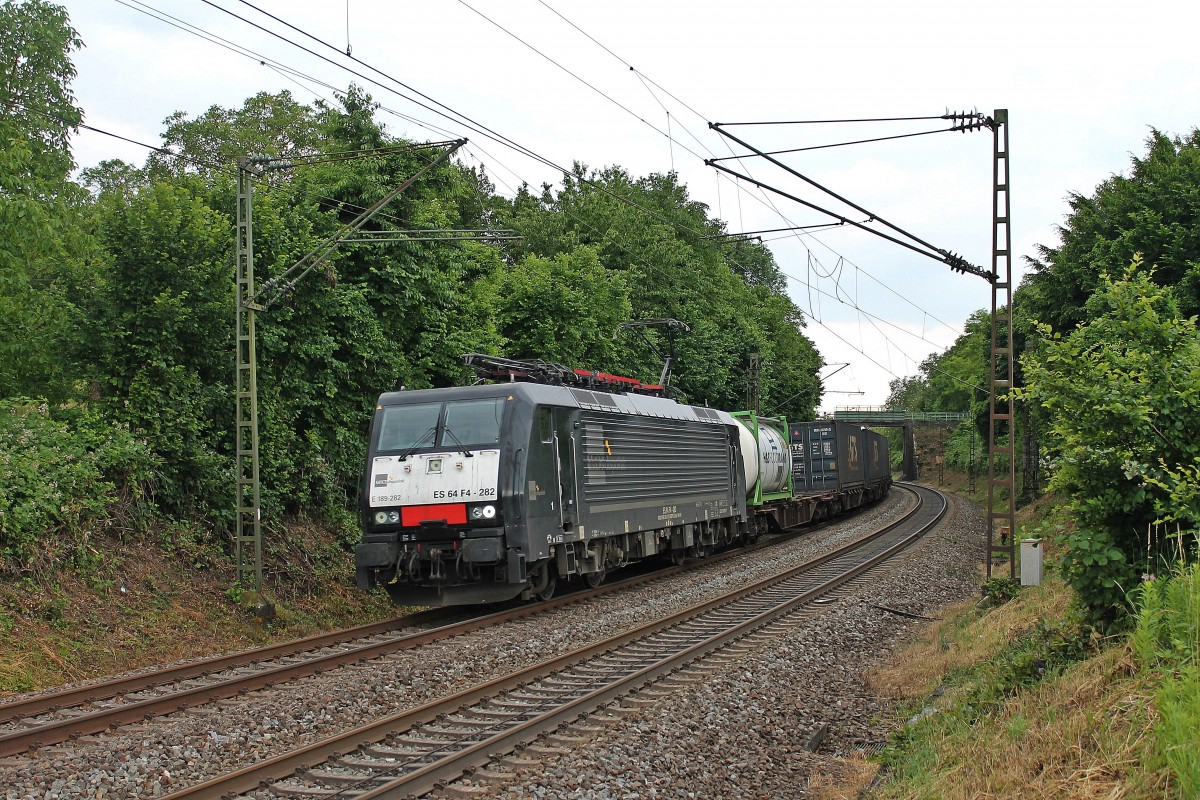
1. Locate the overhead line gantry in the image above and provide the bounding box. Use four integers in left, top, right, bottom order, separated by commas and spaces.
703, 109, 1016, 579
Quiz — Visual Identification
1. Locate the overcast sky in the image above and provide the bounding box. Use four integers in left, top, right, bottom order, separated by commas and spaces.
63, 0, 1200, 412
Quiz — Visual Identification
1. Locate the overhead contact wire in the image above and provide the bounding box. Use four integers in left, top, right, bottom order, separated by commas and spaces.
453, 0, 708, 165
710, 124, 953, 261
537, 1, 716, 129
529, 3, 936, 306
207, 0, 555, 173
707, 125, 965, 162
720, 115, 950, 126
536, 3, 983, 349
215, 0, 723, 245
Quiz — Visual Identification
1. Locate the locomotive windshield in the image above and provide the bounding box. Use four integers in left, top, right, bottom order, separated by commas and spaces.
376, 397, 504, 452
377, 402, 441, 451
443, 398, 503, 445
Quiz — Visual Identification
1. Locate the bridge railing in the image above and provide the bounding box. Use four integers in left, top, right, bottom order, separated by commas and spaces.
832, 407, 970, 424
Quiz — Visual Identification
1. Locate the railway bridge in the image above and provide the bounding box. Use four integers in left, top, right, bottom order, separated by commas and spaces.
831, 407, 971, 481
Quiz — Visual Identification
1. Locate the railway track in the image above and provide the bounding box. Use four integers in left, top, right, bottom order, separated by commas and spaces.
161, 483, 944, 800
0, 500, 866, 758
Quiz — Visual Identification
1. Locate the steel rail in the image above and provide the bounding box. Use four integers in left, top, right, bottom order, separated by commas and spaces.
161, 484, 940, 800
0, 615, 418, 725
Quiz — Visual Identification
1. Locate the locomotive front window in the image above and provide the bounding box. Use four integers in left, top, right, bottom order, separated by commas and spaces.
442, 398, 503, 446
377, 403, 441, 451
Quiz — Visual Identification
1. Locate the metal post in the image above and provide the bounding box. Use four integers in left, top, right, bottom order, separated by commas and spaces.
747, 352, 761, 415
234, 159, 263, 593
986, 110, 1016, 579
968, 423, 976, 493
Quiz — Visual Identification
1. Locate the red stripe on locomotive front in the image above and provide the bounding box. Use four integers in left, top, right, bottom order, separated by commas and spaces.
401, 503, 468, 526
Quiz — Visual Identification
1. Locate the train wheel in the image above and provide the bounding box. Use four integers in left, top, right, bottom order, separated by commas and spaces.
528, 563, 557, 601
583, 570, 606, 589
669, 549, 686, 566
537, 569, 557, 601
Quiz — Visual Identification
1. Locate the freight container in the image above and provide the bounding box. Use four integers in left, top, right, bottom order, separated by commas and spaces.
864, 428, 891, 483
790, 421, 884, 493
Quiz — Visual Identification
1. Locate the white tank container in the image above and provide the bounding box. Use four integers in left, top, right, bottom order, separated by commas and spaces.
736, 416, 791, 496
736, 420, 759, 496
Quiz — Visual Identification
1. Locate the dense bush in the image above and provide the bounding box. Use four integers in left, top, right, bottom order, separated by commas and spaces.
0, 400, 155, 573
1020, 263, 1200, 628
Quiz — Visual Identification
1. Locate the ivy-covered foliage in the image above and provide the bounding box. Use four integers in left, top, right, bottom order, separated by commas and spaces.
1019, 263, 1200, 628
2, 3, 823, 557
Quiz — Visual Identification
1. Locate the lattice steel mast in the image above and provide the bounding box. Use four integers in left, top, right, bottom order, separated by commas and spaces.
234, 140, 466, 595
986, 110, 1016, 579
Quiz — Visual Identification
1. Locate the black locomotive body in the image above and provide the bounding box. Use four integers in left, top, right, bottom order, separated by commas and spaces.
355, 381, 750, 605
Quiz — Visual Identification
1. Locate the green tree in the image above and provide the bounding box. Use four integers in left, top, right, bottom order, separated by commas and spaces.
1019, 261, 1200, 629
139, 88, 505, 517
754, 292, 822, 421
0, 0, 94, 402
505, 165, 820, 416
145, 90, 322, 181
921, 309, 990, 415
887, 375, 929, 411
488, 247, 631, 367
0, 0, 80, 181
89, 181, 233, 519
1022, 129, 1200, 332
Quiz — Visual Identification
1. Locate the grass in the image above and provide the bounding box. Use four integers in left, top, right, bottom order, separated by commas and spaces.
804, 490, 1198, 800
1130, 553, 1200, 798
0, 515, 397, 694
828, 568, 1190, 800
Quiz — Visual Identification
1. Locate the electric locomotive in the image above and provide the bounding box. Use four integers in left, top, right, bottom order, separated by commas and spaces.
355, 356, 753, 605
354, 355, 893, 607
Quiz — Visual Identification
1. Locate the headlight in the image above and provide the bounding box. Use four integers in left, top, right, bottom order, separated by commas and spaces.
374, 511, 388, 524
388, 510, 400, 523
469, 503, 498, 521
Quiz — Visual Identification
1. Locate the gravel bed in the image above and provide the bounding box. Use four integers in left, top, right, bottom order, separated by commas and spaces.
0, 487, 947, 800
464, 490, 983, 800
